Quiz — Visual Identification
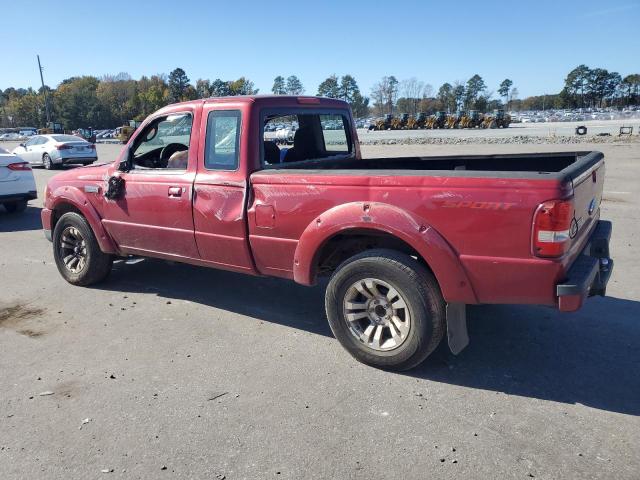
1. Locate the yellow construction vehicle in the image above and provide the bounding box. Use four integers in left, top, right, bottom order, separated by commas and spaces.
406, 112, 427, 130
73, 127, 96, 143
459, 110, 483, 128
425, 111, 447, 129
369, 114, 394, 131
115, 120, 142, 143
482, 109, 511, 129
445, 111, 465, 129
37, 122, 63, 135
390, 113, 409, 130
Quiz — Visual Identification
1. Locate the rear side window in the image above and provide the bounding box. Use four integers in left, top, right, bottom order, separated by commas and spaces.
261, 110, 353, 166
205, 110, 241, 170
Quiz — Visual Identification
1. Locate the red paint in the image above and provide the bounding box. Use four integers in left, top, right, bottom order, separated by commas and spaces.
42, 96, 609, 312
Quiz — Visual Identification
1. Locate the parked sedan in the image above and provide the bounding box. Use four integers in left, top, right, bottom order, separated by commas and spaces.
0, 147, 36, 213
12, 134, 97, 170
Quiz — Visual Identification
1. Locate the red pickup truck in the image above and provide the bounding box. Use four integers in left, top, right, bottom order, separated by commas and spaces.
42, 96, 613, 370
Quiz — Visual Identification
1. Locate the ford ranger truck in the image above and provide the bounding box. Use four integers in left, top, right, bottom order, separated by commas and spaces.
41, 96, 613, 370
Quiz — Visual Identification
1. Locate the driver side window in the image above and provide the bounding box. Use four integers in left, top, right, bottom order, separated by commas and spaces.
25, 136, 40, 147
131, 112, 193, 170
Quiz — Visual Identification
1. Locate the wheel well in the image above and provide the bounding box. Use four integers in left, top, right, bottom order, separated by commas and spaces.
315, 229, 426, 278
51, 203, 82, 230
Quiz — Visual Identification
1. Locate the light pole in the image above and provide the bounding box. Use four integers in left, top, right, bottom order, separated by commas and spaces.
37, 55, 51, 124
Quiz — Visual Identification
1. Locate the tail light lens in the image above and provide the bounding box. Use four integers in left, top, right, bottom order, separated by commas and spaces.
533, 199, 574, 257
88, 144, 96, 149
7, 162, 32, 171
55, 143, 72, 150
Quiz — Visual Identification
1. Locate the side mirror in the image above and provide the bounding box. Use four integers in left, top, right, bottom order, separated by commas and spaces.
19, 143, 25, 148
117, 147, 131, 172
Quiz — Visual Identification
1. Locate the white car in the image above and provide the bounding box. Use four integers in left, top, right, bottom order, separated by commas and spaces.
0, 147, 37, 213
0, 132, 20, 140
12, 134, 97, 170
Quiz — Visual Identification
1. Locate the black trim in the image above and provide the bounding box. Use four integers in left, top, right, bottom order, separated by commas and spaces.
257, 151, 604, 181
557, 220, 613, 297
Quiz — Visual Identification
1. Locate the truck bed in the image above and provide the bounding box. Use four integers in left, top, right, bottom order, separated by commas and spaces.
250, 150, 605, 307
262, 151, 602, 181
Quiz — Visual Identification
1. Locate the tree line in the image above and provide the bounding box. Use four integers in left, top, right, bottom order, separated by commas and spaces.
1, 65, 639, 129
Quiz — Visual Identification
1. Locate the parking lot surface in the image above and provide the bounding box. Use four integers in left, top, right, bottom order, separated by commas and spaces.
1, 141, 639, 479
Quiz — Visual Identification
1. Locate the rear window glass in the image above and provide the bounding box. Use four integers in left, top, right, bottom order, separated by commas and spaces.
51, 135, 85, 142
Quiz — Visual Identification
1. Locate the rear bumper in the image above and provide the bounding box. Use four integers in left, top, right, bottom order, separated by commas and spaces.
56, 156, 97, 165
0, 191, 37, 203
556, 220, 613, 312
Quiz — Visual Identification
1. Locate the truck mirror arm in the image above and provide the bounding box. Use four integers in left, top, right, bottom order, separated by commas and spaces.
118, 147, 132, 172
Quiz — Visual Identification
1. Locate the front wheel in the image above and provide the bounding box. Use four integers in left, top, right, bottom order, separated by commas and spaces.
325, 249, 445, 371
52, 212, 113, 286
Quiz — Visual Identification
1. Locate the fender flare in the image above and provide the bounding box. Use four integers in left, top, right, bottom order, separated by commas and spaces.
293, 201, 478, 304
49, 186, 117, 254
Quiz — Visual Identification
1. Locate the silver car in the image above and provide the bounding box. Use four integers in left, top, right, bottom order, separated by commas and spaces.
12, 134, 97, 170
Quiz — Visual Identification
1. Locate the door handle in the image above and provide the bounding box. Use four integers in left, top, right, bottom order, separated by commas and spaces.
168, 186, 183, 197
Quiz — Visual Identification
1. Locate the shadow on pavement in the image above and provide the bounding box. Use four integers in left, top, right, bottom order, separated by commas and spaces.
0, 206, 43, 232
106, 258, 332, 337
102, 258, 640, 416
412, 299, 640, 417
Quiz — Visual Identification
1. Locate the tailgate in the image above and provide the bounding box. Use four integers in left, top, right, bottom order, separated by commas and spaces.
569, 153, 605, 247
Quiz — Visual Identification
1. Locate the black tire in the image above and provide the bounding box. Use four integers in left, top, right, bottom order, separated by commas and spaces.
52, 212, 113, 286
325, 249, 445, 371
43, 153, 54, 170
3, 200, 28, 213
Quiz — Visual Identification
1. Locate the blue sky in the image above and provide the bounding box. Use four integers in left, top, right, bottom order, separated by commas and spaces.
2, 0, 639, 99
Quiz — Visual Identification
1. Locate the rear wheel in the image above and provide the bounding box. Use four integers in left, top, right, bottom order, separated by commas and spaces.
43, 153, 54, 170
3, 200, 27, 213
53, 212, 113, 286
325, 249, 445, 371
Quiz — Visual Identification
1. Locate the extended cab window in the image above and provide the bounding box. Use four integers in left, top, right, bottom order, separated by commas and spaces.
205, 110, 241, 170
262, 110, 353, 166
130, 113, 192, 170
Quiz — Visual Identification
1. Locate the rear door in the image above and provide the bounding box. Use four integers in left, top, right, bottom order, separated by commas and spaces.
192, 103, 256, 272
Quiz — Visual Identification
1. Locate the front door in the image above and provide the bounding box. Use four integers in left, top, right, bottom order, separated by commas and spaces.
20, 136, 42, 164
101, 110, 200, 259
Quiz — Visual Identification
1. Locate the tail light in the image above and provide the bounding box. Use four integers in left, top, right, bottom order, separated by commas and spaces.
533, 199, 574, 257
7, 162, 32, 171
88, 144, 96, 149
55, 143, 72, 150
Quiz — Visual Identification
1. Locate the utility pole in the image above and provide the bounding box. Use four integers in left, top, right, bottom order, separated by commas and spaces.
37, 55, 51, 124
